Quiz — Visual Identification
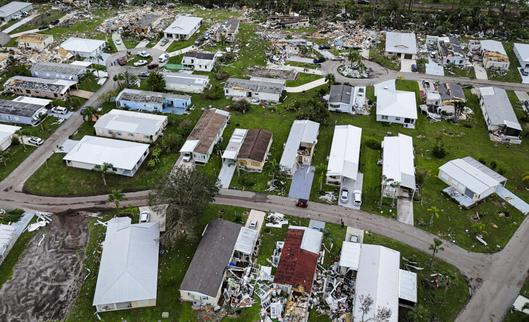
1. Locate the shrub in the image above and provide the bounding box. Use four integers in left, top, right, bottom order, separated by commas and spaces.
489, 161, 497, 170
230, 100, 250, 114
432, 141, 447, 159
0, 209, 24, 224
365, 139, 381, 150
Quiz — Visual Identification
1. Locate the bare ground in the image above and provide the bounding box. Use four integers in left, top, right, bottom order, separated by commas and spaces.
0, 212, 90, 322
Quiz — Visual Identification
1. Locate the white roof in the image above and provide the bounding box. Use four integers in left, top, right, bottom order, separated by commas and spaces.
0, 124, 20, 137
439, 157, 506, 195
377, 89, 417, 120
300, 227, 323, 254
60, 37, 106, 54
514, 43, 529, 63
385, 31, 417, 55
12, 96, 52, 106
179, 139, 199, 153
94, 109, 167, 137
327, 125, 362, 180
164, 15, 202, 36
513, 295, 529, 314
234, 227, 258, 255
93, 217, 160, 306
64, 136, 149, 171
382, 134, 416, 190
480, 40, 507, 56
71, 61, 93, 67
479, 87, 521, 130
0, 2, 31, 18
221, 128, 247, 160
399, 269, 417, 303
374, 79, 396, 97
339, 241, 361, 270
279, 120, 319, 170
353, 244, 400, 322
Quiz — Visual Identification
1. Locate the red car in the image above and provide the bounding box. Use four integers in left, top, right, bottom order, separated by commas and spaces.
116, 57, 127, 66
147, 63, 159, 70
296, 199, 308, 208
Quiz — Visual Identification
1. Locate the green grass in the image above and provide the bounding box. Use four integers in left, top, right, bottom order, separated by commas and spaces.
369, 43, 400, 70
445, 65, 476, 79
42, 8, 114, 39
10, 9, 64, 34
363, 233, 469, 322
0, 145, 35, 181
66, 205, 253, 322
285, 73, 323, 87
488, 42, 523, 83
77, 74, 102, 92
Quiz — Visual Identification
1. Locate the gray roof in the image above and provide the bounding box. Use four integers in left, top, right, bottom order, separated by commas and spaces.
462, 156, 507, 183
93, 217, 160, 306
180, 219, 241, 297
438, 82, 465, 102
31, 62, 87, 76
163, 72, 209, 87
4, 76, 76, 94
385, 31, 417, 55
0, 32, 10, 46
329, 84, 354, 104
479, 87, 521, 130
117, 88, 190, 104
184, 51, 216, 60
0, 1, 31, 18
0, 99, 44, 117
225, 77, 284, 95
135, 13, 161, 29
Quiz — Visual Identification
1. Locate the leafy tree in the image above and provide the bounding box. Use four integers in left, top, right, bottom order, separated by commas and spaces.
296, 98, 330, 125
114, 71, 138, 89
204, 83, 223, 100
146, 71, 166, 92
325, 73, 335, 86
0, 151, 9, 166
82, 106, 97, 122
108, 189, 125, 209
230, 100, 251, 114
150, 166, 219, 246
94, 162, 113, 186
432, 140, 447, 159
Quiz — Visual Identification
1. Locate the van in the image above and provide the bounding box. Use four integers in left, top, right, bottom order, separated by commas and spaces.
158, 53, 169, 63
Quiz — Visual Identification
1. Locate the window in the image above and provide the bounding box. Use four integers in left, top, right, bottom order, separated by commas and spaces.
381, 115, 388, 120
395, 117, 401, 121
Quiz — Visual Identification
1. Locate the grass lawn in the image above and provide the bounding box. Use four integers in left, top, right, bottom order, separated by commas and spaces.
66, 205, 255, 322
363, 233, 469, 321
77, 74, 102, 92
488, 42, 523, 83
369, 43, 400, 70
445, 65, 476, 79
42, 8, 114, 40
10, 9, 64, 34
0, 221, 35, 289
286, 73, 323, 87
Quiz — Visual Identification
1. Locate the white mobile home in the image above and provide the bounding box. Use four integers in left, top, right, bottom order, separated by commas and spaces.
93, 217, 160, 312
382, 134, 415, 198
478, 87, 521, 144
327, 84, 367, 114
182, 51, 217, 72
94, 109, 168, 143
279, 120, 319, 175
164, 16, 202, 40
63, 136, 149, 177
385, 32, 417, 59
0, 124, 20, 151
376, 86, 417, 129
60, 37, 106, 59
480, 40, 510, 72
514, 43, 529, 71
163, 72, 209, 93
326, 125, 361, 185
224, 78, 284, 103
0, 1, 32, 22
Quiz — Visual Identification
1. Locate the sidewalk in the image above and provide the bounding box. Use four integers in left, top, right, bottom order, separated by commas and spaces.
286, 78, 327, 93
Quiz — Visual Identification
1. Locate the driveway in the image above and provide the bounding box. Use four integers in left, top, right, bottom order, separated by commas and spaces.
153, 38, 173, 51
397, 198, 414, 225
286, 78, 327, 93
338, 174, 363, 210
288, 165, 315, 200
473, 63, 488, 80
217, 160, 236, 188
112, 32, 127, 51
400, 58, 416, 72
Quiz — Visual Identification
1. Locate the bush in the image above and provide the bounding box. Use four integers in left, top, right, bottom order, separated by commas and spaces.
489, 161, 497, 170
214, 70, 230, 81
416, 169, 427, 186
204, 84, 223, 100
230, 100, 251, 114
0, 209, 24, 224
365, 139, 381, 150
432, 141, 447, 159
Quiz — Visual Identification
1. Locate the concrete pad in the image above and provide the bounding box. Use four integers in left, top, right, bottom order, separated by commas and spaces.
135, 40, 150, 48
245, 209, 266, 234
286, 78, 327, 93
473, 63, 488, 80
345, 226, 364, 243
338, 173, 363, 209
515, 91, 529, 103
112, 32, 127, 51
153, 38, 173, 51
217, 160, 236, 188
400, 58, 416, 72
3, 13, 39, 34
139, 204, 167, 231
397, 198, 414, 225
288, 165, 315, 200
70, 89, 93, 99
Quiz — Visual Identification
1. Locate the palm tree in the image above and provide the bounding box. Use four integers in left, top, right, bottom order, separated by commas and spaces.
325, 73, 335, 86
108, 189, 125, 209
429, 238, 445, 269
427, 206, 440, 226
94, 162, 113, 186
82, 106, 96, 122
315, 163, 327, 192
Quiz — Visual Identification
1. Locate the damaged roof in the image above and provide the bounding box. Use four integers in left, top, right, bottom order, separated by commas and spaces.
225, 78, 284, 95
329, 84, 354, 104
238, 128, 273, 162
31, 62, 87, 76
4, 76, 77, 94
185, 108, 229, 154
184, 51, 216, 60
0, 99, 44, 117
180, 219, 241, 297
117, 88, 190, 105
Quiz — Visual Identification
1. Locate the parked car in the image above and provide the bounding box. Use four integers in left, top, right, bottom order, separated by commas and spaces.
147, 63, 159, 70
51, 19, 60, 25
249, 220, 258, 230
318, 45, 331, 50
116, 57, 127, 66
160, 38, 169, 46
139, 211, 151, 223
182, 154, 192, 162
38, 25, 48, 30
51, 106, 68, 114
522, 68, 529, 76
353, 190, 362, 207
314, 57, 326, 64
138, 51, 150, 58
296, 199, 308, 208
115, 39, 122, 45
138, 71, 149, 79
340, 189, 349, 203
133, 60, 148, 66
28, 137, 44, 146
158, 53, 169, 63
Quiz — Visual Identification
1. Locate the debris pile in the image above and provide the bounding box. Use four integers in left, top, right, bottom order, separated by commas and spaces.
27, 212, 52, 232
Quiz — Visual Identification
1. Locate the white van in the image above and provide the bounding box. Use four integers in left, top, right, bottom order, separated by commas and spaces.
158, 53, 169, 63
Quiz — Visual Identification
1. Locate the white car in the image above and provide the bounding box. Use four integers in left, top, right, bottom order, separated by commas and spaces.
115, 39, 122, 45
353, 190, 362, 207
139, 211, 151, 223
249, 220, 258, 230
28, 137, 44, 146
158, 53, 169, 63
133, 60, 148, 66
138, 51, 150, 58
182, 154, 192, 162
51, 106, 68, 114
340, 189, 349, 203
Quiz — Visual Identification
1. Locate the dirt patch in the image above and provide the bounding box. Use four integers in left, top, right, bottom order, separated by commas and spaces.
0, 212, 90, 322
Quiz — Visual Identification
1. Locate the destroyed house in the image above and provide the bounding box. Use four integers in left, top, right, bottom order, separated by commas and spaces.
93, 217, 160, 312
17, 33, 53, 51
180, 219, 241, 307
4, 76, 76, 100
131, 13, 162, 35
179, 109, 230, 164
116, 88, 191, 115
438, 82, 465, 105
478, 87, 521, 143
273, 227, 322, 294
182, 51, 217, 72
0, 99, 47, 126
439, 36, 465, 66
279, 120, 319, 175
215, 18, 240, 42
31, 62, 87, 81
94, 109, 168, 143
480, 40, 510, 71
267, 15, 310, 28
0, 1, 32, 22
237, 129, 273, 172
224, 78, 284, 103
